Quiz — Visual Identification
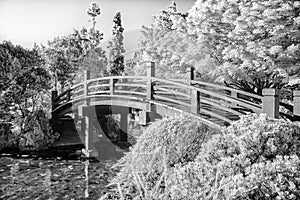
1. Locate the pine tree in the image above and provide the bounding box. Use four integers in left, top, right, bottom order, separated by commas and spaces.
107, 12, 125, 76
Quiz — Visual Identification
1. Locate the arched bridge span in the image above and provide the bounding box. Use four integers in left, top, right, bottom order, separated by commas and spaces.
51, 62, 300, 155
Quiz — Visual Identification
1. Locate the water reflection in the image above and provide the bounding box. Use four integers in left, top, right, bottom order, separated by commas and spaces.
0, 149, 118, 199
84, 160, 89, 198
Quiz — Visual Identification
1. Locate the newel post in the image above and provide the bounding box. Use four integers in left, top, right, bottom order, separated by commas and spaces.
262, 88, 279, 118
51, 90, 58, 122
186, 67, 195, 83
187, 67, 200, 114
146, 62, 155, 100
110, 77, 115, 95
51, 90, 58, 111
66, 90, 71, 102
83, 70, 90, 106
293, 90, 300, 117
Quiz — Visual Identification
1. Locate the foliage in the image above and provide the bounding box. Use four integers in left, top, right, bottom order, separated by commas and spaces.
136, 1, 217, 80
107, 12, 125, 76
187, 0, 300, 94
42, 29, 107, 90
165, 114, 300, 199
108, 115, 212, 199
0, 110, 59, 151
18, 109, 59, 150
0, 41, 59, 150
41, 37, 80, 90
41, 2, 107, 90
87, 2, 101, 30
0, 41, 51, 123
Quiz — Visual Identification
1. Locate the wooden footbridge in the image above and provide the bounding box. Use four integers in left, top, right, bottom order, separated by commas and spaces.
51, 62, 300, 156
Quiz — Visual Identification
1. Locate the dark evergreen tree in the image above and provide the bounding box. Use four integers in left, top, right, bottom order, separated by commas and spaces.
107, 12, 125, 76
0, 41, 51, 121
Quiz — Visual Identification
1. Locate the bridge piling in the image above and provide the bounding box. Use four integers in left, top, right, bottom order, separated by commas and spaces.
119, 107, 129, 143
262, 89, 279, 119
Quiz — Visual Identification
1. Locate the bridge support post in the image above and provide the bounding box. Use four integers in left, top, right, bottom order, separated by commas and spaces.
142, 62, 155, 124
83, 70, 90, 106
262, 89, 279, 119
119, 107, 129, 143
191, 90, 200, 114
186, 67, 195, 82
146, 62, 155, 100
293, 90, 300, 118
231, 91, 238, 107
51, 90, 58, 120
187, 67, 200, 114
51, 90, 58, 111
110, 77, 115, 95
186, 67, 195, 95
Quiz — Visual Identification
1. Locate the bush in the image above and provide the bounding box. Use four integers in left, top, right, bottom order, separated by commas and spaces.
166, 114, 300, 200
18, 110, 59, 150
108, 115, 213, 199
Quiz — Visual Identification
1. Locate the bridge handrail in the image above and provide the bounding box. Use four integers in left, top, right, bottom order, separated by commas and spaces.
52, 65, 300, 129
151, 77, 261, 112
190, 80, 263, 100
54, 75, 263, 121
86, 76, 147, 85
171, 78, 262, 100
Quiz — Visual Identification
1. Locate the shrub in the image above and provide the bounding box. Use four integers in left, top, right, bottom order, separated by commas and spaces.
108, 115, 213, 199
18, 110, 59, 150
166, 114, 300, 200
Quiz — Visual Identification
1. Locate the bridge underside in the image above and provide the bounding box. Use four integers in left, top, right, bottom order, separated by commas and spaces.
52, 102, 164, 148
52, 100, 219, 149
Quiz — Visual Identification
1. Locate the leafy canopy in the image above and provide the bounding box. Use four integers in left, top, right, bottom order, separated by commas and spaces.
188, 0, 300, 94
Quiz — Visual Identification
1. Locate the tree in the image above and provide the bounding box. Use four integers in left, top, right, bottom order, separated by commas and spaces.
87, 2, 101, 31
73, 2, 107, 80
139, 1, 183, 78
187, 0, 300, 94
0, 41, 51, 127
41, 36, 80, 91
137, 1, 217, 80
107, 12, 125, 76
42, 2, 107, 88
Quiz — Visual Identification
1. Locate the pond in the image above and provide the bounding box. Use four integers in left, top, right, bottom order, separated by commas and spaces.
0, 145, 123, 200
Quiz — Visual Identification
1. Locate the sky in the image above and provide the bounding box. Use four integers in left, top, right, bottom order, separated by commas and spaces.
0, 0, 195, 49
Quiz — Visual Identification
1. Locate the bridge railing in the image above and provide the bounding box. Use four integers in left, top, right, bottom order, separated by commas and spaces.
52, 62, 300, 127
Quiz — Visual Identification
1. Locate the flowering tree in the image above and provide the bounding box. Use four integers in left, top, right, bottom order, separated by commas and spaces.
188, 0, 300, 94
